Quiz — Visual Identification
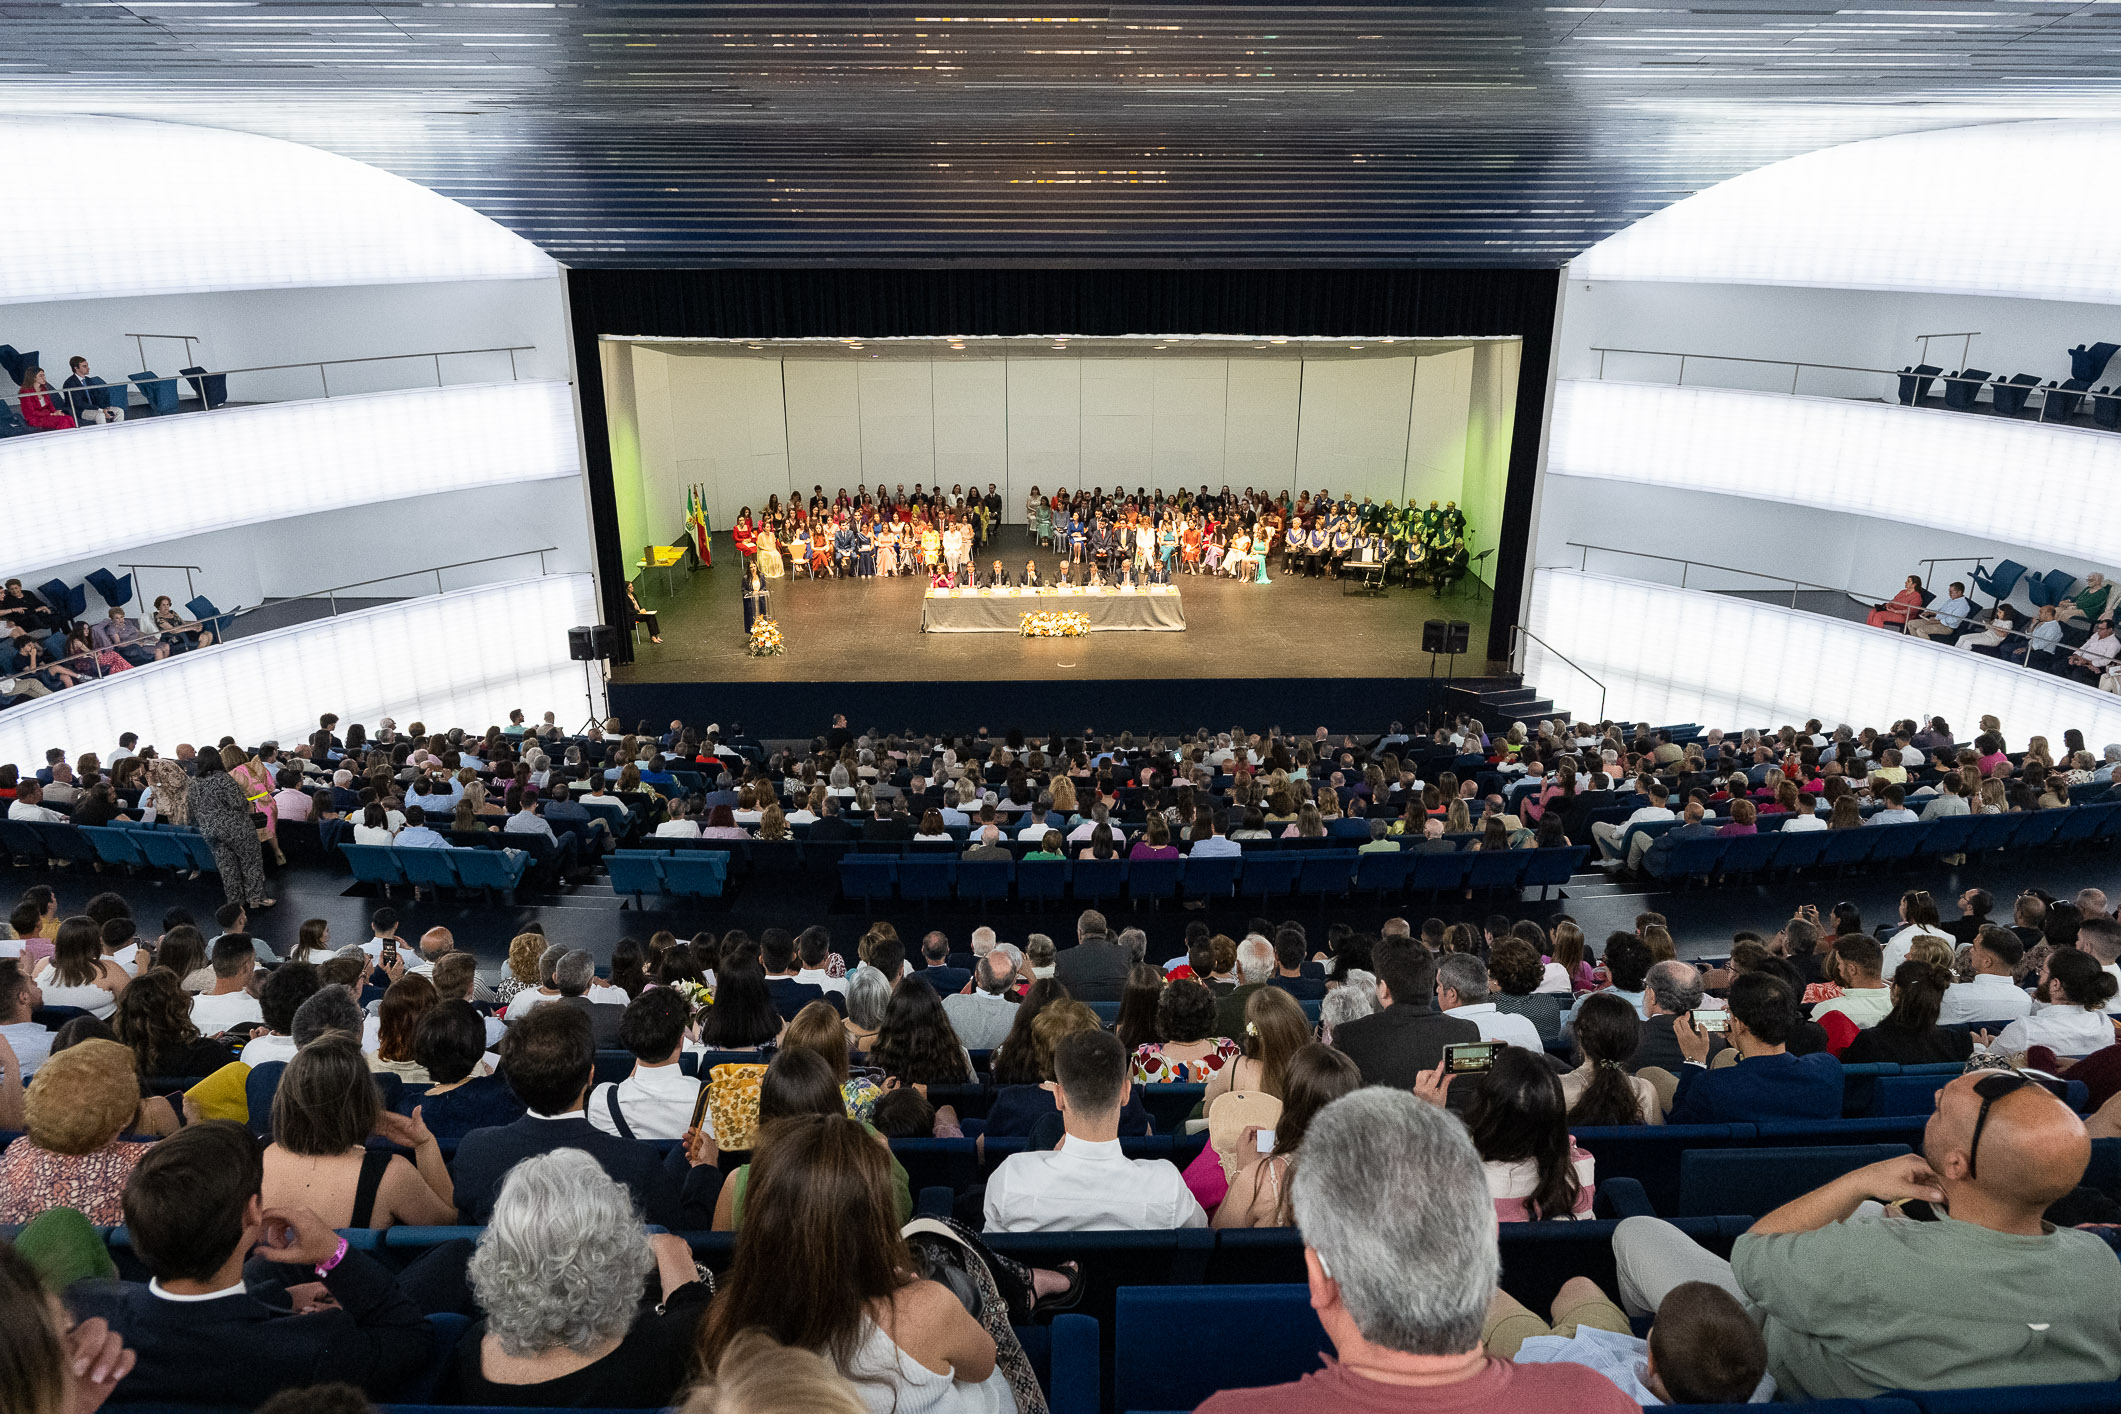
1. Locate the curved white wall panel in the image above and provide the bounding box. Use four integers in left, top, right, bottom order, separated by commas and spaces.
0, 576, 599, 767
1548, 380, 2121, 565
1, 117, 552, 305
3, 382, 580, 572
1525, 570, 2121, 751
1571, 120, 2121, 304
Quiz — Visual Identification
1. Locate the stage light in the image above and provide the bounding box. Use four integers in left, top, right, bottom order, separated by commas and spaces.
1571, 119, 2121, 303
0, 116, 552, 304
1523, 569, 2121, 751
0, 576, 599, 766
0, 382, 580, 573
1547, 380, 2121, 564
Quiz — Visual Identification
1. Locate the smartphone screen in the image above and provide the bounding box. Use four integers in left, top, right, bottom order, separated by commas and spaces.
1692, 1007, 1730, 1032
689, 1084, 713, 1134
1445, 1041, 1501, 1074
380, 942, 397, 965
1255, 1128, 1277, 1153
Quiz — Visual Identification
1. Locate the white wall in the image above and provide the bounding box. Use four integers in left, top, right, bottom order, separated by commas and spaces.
0, 575, 601, 767
626, 348, 1501, 526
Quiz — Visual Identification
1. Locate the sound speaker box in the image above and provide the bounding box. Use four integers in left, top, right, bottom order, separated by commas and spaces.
567, 625, 619, 661
1445, 620, 1471, 654
1422, 620, 1447, 653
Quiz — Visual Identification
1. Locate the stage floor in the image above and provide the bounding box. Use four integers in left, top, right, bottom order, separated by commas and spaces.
617, 528, 1497, 685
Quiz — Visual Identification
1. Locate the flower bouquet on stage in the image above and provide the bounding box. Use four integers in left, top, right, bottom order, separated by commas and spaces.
1021, 610, 1089, 638
746, 617, 785, 656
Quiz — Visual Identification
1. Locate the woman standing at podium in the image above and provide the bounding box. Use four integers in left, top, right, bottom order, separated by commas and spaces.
741, 568, 771, 636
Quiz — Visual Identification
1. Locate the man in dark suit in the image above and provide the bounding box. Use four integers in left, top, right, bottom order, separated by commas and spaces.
1052, 908, 1134, 1003
806, 795, 856, 841
863, 797, 915, 843
916, 931, 972, 996
1266, 927, 1327, 1003
452, 1004, 721, 1226
981, 560, 1013, 590
1329, 939, 1480, 1089
764, 928, 841, 1017
64, 1121, 433, 1402
552, 949, 625, 1046
1630, 959, 1727, 1073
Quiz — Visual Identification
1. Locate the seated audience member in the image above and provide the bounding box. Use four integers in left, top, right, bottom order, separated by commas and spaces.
1204, 983, 1311, 1106
1436, 953, 1543, 1051
1566, 934, 1653, 1032
1880, 890, 1953, 975
1808, 935, 1889, 1030
699, 1112, 1030, 1414
1416, 1044, 1594, 1220
0, 1038, 147, 1224
443, 1150, 710, 1407
188, 935, 266, 1036
984, 999, 1151, 1138
451, 1003, 721, 1227
431, 951, 505, 1047
587, 987, 703, 1140
984, 1030, 1207, 1232
1329, 938, 1481, 1089
551, 949, 625, 1047
366, 976, 438, 1083
1939, 926, 2033, 1026
0, 957, 53, 1077
260, 1035, 455, 1230
65, 1121, 433, 1402
1630, 960, 1725, 1074
112, 969, 237, 1082
914, 931, 972, 995
762, 930, 831, 1019
1987, 946, 2119, 1059
1213, 1044, 1362, 1229
398, 1000, 523, 1139
1487, 1279, 1768, 1405
869, 976, 975, 1086
1130, 976, 1240, 1083
1486, 937, 1563, 1043
1840, 962, 1975, 1066
1668, 974, 1842, 1124
1613, 1073, 2121, 1399
241, 962, 321, 1068
35, 915, 128, 1018
712, 1048, 912, 1231
0, 1242, 136, 1411
1197, 1088, 1634, 1413
1267, 927, 1327, 1002
941, 951, 1021, 1052
1562, 993, 1661, 1126
683, 1328, 868, 1414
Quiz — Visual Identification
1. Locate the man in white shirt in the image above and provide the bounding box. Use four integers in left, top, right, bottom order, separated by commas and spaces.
239, 960, 323, 1067
6, 779, 65, 823
1187, 814, 1242, 857
189, 936, 266, 1035
791, 927, 847, 996
1591, 783, 1674, 865
360, 907, 403, 963
984, 1030, 1205, 1233
392, 806, 452, 849
2068, 619, 2121, 685
1809, 936, 1890, 1029
943, 952, 1022, 1051
1066, 803, 1112, 845
1435, 954, 1542, 1051
0, 959, 52, 1077
586, 988, 702, 1140
1940, 927, 2035, 1025
653, 799, 702, 838
1906, 581, 1972, 641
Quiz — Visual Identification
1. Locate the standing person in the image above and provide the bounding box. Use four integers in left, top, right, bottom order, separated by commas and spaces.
224, 744, 285, 869
741, 568, 770, 638
185, 751, 274, 912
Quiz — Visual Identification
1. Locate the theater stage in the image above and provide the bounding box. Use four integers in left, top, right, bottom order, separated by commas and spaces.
608, 528, 1498, 733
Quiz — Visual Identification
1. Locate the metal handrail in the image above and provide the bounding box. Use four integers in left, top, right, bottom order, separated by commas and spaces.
1914, 330, 1981, 368
1585, 345, 2109, 421
1508, 624, 1606, 723
281, 547, 558, 616
116, 562, 204, 606
1567, 542, 1844, 607
124, 333, 202, 368
3, 345, 534, 412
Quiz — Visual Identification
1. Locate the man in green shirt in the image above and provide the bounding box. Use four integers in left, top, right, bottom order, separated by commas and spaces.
1612, 1071, 2121, 1400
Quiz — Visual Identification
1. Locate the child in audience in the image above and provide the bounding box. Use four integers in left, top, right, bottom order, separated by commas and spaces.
1486, 1279, 1769, 1404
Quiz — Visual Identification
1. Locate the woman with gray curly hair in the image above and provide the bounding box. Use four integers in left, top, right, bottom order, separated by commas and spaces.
442, 1149, 711, 1407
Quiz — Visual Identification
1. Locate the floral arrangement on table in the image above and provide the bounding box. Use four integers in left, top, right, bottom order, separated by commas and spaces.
1021, 610, 1089, 638
746, 617, 785, 656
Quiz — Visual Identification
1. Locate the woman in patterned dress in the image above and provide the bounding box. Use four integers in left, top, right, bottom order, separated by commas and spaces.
1129, 979, 1241, 1084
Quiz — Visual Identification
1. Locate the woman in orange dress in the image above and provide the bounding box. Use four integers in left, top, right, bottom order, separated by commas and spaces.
1866, 575, 1926, 629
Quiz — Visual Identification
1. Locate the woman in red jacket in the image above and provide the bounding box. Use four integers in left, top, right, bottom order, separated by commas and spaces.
16, 368, 74, 430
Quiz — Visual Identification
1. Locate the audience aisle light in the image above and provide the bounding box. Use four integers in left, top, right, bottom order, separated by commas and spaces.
1, 382, 579, 568
0, 577, 598, 766
1524, 570, 2121, 751
1, 117, 553, 304
1548, 380, 2121, 564
1571, 119, 2121, 304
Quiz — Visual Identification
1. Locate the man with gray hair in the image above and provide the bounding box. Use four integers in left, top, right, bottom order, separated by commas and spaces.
1215, 934, 1278, 1038
291, 987, 366, 1050
1054, 908, 1131, 1001
1118, 927, 1149, 965
1199, 1089, 1633, 1413
554, 949, 625, 1046
1632, 959, 1726, 1073
944, 949, 1021, 1050
1434, 953, 1541, 1051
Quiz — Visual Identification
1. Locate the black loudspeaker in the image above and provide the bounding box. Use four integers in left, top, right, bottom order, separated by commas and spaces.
1445, 620, 1471, 654
567, 625, 619, 661
1422, 619, 1447, 653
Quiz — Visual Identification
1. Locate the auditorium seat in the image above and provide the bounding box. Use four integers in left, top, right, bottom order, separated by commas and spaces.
1671, 1144, 1913, 1219
1115, 1284, 1325, 1414
1179, 854, 1239, 900
1235, 853, 1300, 903
1943, 367, 1991, 410
1990, 372, 2041, 417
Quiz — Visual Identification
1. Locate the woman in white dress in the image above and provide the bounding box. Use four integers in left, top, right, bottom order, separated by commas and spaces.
755, 523, 786, 580
695, 1114, 1026, 1414
34, 916, 129, 1019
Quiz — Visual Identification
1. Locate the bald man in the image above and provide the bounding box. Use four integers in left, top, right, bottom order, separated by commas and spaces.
1614, 1071, 2121, 1399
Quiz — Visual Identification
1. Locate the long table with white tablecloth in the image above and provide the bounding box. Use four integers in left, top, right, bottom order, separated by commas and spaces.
920, 585, 1187, 633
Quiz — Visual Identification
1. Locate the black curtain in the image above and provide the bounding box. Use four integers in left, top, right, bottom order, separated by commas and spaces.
569, 267, 1559, 661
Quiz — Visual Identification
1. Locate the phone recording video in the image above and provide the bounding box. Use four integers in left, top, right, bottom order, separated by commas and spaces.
1691, 1007, 1730, 1032
1445, 1041, 1503, 1074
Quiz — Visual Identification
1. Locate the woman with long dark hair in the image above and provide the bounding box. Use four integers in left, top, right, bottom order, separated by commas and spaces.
869, 977, 974, 1086
33, 916, 127, 1018
1841, 961, 1974, 1066
709, 1049, 912, 1232
109, 969, 234, 1081
1112, 964, 1165, 1056
1445, 1046, 1595, 1221
988, 978, 1068, 1087
1211, 1044, 1361, 1229
1560, 992, 1660, 1126
699, 957, 784, 1050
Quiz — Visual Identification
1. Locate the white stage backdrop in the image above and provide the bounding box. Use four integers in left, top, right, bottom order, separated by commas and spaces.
1547, 380, 2121, 566
4, 382, 581, 576
0, 576, 600, 767
1523, 570, 2121, 751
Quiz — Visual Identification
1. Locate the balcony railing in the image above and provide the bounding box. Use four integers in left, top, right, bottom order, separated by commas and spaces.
4, 345, 536, 414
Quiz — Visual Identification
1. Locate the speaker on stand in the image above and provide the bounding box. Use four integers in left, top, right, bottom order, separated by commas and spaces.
568, 625, 618, 736
1422, 618, 1472, 695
